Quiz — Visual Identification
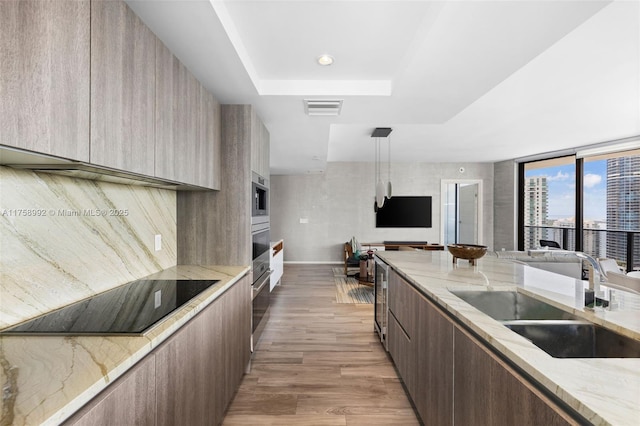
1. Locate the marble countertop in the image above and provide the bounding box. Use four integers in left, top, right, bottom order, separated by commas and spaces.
376, 250, 640, 426
0, 265, 249, 426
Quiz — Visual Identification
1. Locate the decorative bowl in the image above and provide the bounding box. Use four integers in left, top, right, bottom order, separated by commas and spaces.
448, 244, 487, 265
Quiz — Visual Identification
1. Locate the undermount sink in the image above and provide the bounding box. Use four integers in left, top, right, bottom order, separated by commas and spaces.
450, 290, 578, 321
450, 290, 640, 358
503, 320, 640, 358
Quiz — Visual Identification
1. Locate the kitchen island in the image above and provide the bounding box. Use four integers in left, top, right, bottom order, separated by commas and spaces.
0, 265, 250, 425
376, 250, 640, 425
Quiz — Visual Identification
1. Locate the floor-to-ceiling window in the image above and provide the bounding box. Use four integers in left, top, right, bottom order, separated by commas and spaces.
582, 150, 640, 270
522, 156, 576, 250
519, 145, 640, 272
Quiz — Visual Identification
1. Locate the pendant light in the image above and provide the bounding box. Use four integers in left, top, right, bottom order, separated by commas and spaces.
371, 127, 393, 211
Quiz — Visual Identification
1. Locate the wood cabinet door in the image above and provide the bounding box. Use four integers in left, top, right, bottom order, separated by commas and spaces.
250, 108, 270, 178
260, 120, 270, 179
63, 356, 156, 426
155, 276, 251, 425
155, 290, 221, 425
156, 39, 220, 189
454, 326, 577, 426
387, 270, 418, 338
196, 85, 219, 189
90, 0, 155, 176
218, 274, 252, 412
414, 296, 454, 425
387, 311, 416, 396
387, 271, 421, 399
202, 87, 221, 190
0, 0, 90, 161
155, 41, 197, 186
250, 108, 261, 176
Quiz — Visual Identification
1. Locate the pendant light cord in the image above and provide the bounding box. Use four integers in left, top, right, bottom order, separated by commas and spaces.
387, 135, 391, 184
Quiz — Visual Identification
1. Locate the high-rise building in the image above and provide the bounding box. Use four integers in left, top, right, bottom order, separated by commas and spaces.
524, 176, 548, 249
606, 155, 640, 269
583, 220, 607, 259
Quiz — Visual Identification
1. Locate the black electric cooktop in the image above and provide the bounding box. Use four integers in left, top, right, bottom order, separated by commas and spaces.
1, 279, 219, 335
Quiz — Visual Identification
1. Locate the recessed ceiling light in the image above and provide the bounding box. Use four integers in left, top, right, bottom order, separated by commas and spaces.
317, 55, 334, 66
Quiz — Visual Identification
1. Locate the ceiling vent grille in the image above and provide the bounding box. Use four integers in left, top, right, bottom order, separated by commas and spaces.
304, 99, 343, 116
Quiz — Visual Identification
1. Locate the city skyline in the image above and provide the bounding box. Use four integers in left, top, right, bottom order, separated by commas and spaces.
525, 160, 607, 222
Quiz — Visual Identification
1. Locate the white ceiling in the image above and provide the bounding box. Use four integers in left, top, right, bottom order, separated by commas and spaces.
126, 0, 640, 175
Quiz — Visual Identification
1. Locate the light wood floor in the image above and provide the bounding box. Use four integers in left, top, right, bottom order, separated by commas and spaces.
222, 264, 421, 425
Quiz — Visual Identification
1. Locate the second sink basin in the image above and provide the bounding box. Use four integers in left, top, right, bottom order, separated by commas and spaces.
451, 290, 577, 321
503, 320, 640, 358
451, 290, 640, 358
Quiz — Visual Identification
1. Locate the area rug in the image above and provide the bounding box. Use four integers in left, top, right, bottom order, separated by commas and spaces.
332, 267, 374, 304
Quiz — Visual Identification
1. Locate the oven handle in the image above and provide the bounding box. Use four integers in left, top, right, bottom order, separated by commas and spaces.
252, 270, 272, 299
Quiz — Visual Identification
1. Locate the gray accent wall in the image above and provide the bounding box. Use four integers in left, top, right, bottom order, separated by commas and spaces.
270, 162, 494, 263
493, 160, 517, 251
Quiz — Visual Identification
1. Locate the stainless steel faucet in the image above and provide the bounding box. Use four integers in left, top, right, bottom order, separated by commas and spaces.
574, 252, 605, 284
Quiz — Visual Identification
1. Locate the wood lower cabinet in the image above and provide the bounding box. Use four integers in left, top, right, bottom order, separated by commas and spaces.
64, 275, 250, 426
386, 312, 416, 396
156, 274, 250, 426
63, 355, 156, 425
454, 326, 577, 426
415, 296, 453, 425
0, 0, 90, 161
90, 0, 156, 176
385, 271, 576, 425
387, 270, 418, 396
387, 271, 453, 424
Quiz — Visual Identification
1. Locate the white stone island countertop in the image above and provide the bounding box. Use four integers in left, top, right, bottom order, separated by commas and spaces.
0, 265, 250, 426
376, 250, 640, 426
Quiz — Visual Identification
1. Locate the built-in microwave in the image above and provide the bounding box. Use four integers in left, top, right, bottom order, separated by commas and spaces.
252, 173, 269, 217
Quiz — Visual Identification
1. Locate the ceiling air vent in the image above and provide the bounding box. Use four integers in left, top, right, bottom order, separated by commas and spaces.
304, 99, 343, 116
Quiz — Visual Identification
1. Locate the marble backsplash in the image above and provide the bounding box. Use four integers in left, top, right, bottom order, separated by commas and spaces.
0, 166, 177, 329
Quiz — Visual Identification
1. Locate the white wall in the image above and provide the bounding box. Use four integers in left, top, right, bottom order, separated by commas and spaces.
270, 162, 494, 262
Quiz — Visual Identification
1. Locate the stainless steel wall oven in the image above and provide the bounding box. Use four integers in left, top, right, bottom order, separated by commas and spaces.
251, 221, 270, 351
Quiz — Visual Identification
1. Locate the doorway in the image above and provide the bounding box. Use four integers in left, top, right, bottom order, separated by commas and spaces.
441, 179, 483, 246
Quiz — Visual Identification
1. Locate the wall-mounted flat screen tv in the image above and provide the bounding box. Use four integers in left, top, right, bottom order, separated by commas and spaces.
376, 196, 432, 228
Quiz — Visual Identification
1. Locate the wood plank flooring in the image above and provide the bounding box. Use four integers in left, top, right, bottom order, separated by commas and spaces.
222, 264, 420, 425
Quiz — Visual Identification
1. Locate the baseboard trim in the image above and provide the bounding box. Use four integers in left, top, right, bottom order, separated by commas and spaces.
283, 261, 342, 265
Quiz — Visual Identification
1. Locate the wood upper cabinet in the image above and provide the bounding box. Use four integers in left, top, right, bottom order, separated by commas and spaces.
155, 40, 219, 189
250, 108, 270, 179
155, 41, 192, 184
89, 0, 156, 176
0, 0, 90, 161
197, 84, 221, 190
63, 355, 156, 426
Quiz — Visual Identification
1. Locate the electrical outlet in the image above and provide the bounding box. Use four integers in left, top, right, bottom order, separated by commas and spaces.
299, 218, 309, 224
155, 234, 162, 251
154, 290, 162, 309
